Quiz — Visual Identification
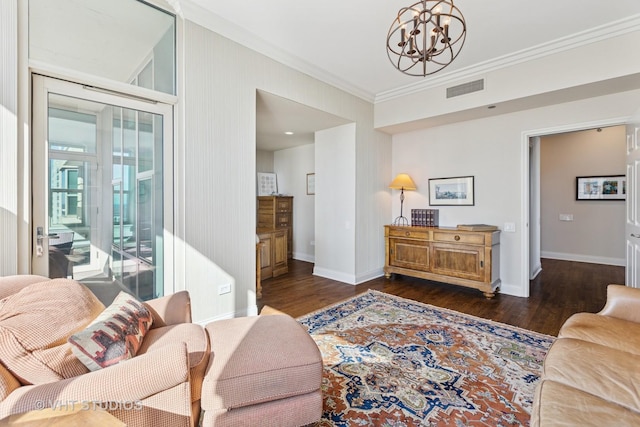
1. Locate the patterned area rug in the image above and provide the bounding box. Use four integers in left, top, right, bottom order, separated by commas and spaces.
297, 290, 554, 427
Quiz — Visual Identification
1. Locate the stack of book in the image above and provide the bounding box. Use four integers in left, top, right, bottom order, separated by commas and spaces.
411, 209, 439, 227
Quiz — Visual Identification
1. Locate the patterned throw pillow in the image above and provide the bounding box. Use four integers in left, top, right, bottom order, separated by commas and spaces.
68, 291, 153, 371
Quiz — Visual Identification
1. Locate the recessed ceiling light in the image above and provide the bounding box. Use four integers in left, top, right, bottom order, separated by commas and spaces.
284, 131, 294, 135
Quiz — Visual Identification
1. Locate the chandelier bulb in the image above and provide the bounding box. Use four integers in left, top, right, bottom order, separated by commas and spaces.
398, 27, 407, 47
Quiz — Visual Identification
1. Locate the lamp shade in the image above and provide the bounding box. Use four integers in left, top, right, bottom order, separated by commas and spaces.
389, 173, 417, 190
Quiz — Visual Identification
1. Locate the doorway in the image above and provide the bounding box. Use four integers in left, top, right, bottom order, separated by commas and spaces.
526, 123, 627, 295
255, 90, 350, 264
32, 75, 173, 303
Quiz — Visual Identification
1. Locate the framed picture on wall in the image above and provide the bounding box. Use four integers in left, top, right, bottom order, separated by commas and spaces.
576, 175, 625, 200
429, 176, 475, 206
257, 172, 278, 196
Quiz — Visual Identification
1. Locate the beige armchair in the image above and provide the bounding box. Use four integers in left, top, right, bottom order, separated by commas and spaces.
0, 275, 322, 427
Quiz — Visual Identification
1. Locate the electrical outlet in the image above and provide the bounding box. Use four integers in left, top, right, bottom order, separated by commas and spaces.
559, 214, 574, 221
503, 222, 516, 232
218, 283, 231, 295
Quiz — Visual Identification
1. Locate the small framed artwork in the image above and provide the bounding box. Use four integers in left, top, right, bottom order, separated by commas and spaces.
306, 173, 315, 195
576, 175, 626, 200
429, 176, 475, 206
257, 172, 278, 196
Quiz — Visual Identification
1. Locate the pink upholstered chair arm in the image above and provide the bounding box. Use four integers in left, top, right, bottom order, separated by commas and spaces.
598, 284, 640, 323
0, 275, 50, 300
144, 290, 192, 327
0, 343, 190, 418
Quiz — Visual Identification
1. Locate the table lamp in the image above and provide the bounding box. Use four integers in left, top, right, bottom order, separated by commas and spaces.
389, 173, 417, 226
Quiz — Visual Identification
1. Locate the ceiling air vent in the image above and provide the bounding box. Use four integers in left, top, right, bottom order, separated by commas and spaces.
446, 79, 485, 98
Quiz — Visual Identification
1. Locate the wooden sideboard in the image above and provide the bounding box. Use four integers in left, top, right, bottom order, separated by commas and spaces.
257, 196, 293, 259
384, 225, 501, 298
257, 228, 288, 280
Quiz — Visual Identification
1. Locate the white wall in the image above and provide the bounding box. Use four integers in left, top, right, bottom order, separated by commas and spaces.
540, 126, 626, 265
182, 17, 390, 321
274, 143, 315, 262
314, 124, 356, 282
356, 124, 393, 282
256, 149, 274, 173
392, 89, 640, 297
0, 0, 18, 275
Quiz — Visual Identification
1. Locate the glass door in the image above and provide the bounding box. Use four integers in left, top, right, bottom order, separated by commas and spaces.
32, 75, 173, 302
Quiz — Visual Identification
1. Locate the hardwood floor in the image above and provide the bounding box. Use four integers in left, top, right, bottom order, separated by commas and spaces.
257, 258, 625, 336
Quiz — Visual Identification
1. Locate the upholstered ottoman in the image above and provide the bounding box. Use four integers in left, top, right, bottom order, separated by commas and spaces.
200, 314, 323, 427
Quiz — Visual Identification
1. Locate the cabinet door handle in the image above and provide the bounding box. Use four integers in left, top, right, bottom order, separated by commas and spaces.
632, 233, 640, 239
405, 232, 411, 237
454, 235, 461, 241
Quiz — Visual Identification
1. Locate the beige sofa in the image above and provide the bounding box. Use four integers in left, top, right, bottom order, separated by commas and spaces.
0, 275, 322, 426
532, 284, 640, 426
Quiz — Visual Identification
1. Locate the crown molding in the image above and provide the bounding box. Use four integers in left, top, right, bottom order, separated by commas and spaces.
178, 2, 640, 107
180, 1, 375, 103
375, 14, 640, 103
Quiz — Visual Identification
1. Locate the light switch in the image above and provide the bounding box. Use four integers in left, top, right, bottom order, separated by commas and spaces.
559, 214, 574, 221
504, 222, 516, 232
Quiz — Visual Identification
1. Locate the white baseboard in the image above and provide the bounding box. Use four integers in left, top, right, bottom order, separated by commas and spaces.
530, 263, 542, 280
313, 266, 356, 285
246, 304, 258, 317
293, 252, 315, 263
541, 251, 625, 267
499, 281, 528, 297
355, 268, 384, 284
296, 261, 382, 284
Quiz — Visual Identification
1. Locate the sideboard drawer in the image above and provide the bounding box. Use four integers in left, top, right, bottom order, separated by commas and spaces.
388, 228, 429, 240
275, 198, 292, 212
276, 213, 291, 227
432, 231, 485, 245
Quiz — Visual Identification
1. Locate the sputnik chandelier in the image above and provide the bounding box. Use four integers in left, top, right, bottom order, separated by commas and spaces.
387, 0, 466, 76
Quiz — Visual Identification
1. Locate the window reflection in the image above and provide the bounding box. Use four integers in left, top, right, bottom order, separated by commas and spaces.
111, 106, 163, 301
